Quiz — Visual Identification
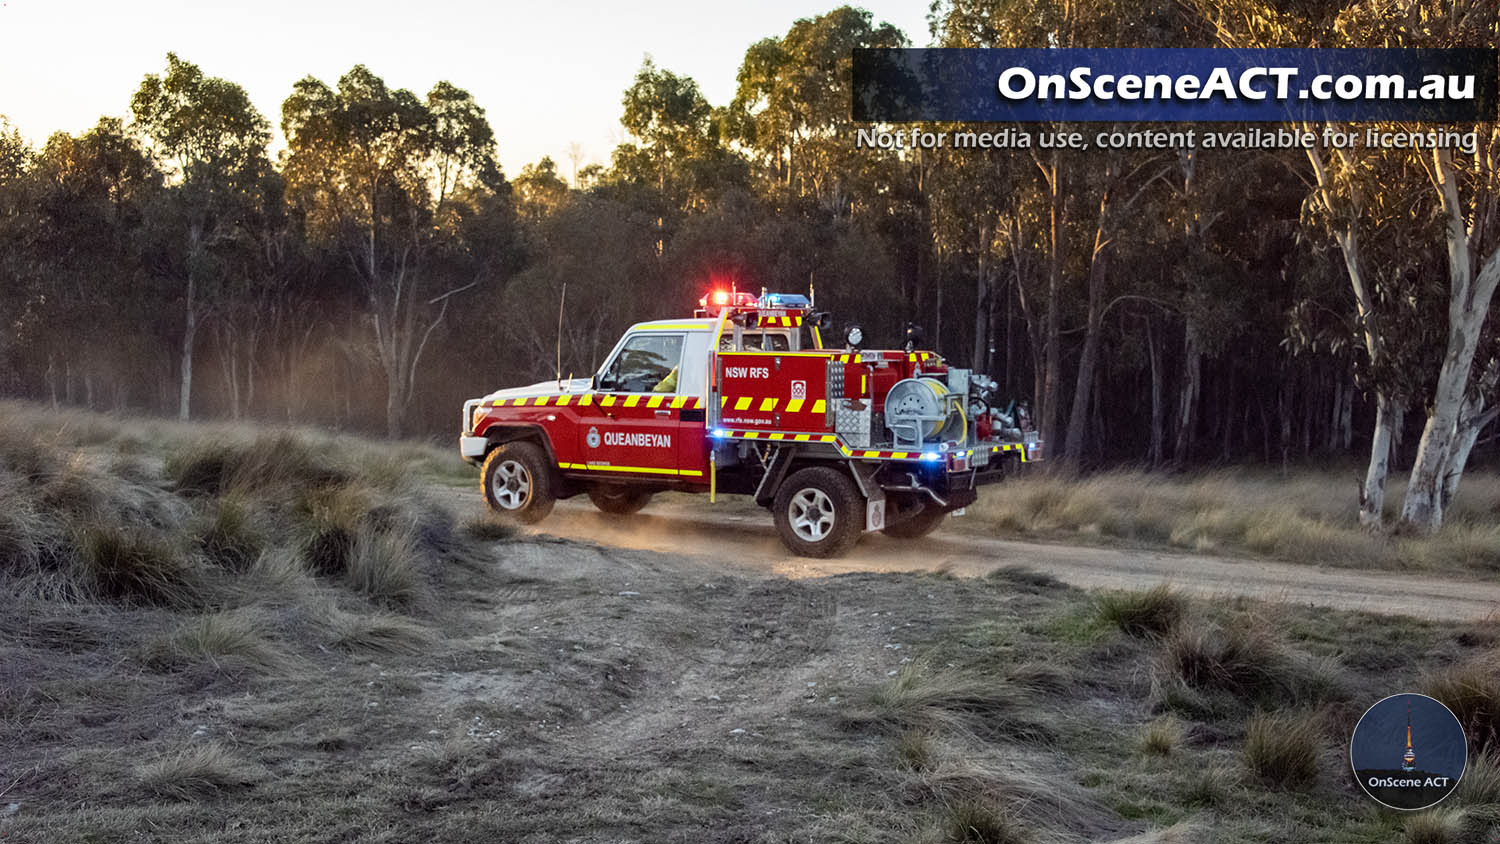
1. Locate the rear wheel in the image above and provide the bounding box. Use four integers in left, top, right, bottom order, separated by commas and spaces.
481, 441, 554, 524
588, 484, 653, 516
773, 466, 864, 558
881, 503, 947, 539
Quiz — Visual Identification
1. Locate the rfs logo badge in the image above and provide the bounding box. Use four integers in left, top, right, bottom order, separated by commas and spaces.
586, 427, 601, 449
791, 380, 807, 401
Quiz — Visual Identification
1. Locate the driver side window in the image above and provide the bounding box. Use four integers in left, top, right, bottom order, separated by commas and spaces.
599, 333, 684, 393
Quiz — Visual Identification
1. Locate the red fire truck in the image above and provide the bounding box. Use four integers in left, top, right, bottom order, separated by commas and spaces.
459, 290, 1040, 557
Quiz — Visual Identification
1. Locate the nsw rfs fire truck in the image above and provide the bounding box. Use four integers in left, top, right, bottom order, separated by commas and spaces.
459, 289, 1041, 557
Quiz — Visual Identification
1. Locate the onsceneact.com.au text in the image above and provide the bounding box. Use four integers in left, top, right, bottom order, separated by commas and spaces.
997, 66, 1479, 103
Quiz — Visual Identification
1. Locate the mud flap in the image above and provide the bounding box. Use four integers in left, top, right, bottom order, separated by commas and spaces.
865, 492, 887, 532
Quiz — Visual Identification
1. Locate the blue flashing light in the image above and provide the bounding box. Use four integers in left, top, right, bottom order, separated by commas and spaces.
711, 428, 729, 439
761, 292, 810, 309
922, 452, 942, 462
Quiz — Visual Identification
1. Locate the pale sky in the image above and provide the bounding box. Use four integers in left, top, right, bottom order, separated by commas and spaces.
0, 0, 932, 180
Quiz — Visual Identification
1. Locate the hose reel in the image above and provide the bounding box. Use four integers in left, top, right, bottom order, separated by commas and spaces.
885, 377, 966, 447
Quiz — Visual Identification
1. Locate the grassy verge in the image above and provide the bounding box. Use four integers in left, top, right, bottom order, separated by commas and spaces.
846, 576, 1500, 843
964, 467, 1500, 573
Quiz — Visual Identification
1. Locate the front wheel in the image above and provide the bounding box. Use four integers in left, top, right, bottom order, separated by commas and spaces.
772, 466, 865, 558
588, 484, 653, 516
481, 441, 555, 524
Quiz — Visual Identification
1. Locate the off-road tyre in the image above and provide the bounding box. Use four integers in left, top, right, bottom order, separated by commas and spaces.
881, 503, 947, 539
772, 466, 865, 558
588, 484, 653, 516
481, 441, 555, 524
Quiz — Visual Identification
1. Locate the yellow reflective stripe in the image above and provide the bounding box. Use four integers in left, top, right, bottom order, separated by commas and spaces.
759, 397, 777, 412
811, 400, 826, 414
892, 452, 910, 459
580, 394, 594, 406
680, 469, 704, 477
491, 399, 504, 407
602, 395, 616, 407
839, 354, 849, 363
768, 433, 785, 440
794, 433, 811, 441
557, 395, 571, 406
671, 396, 687, 409
734, 396, 752, 411
694, 397, 704, 409
861, 375, 867, 394
578, 464, 688, 476
720, 396, 729, 407
861, 450, 878, 458
536, 396, 551, 406
646, 395, 664, 408
821, 435, 837, 443
785, 398, 804, 413
624, 395, 641, 407
743, 431, 760, 439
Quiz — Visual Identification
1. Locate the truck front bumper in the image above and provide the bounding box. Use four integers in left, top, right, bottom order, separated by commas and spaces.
459, 435, 488, 463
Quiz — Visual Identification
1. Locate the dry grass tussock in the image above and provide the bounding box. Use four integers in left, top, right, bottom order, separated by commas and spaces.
1095, 585, 1186, 638
971, 468, 1500, 571
144, 611, 291, 677
1154, 616, 1345, 717
134, 742, 264, 799
1241, 710, 1323, 789
1422, 657, 1500, 756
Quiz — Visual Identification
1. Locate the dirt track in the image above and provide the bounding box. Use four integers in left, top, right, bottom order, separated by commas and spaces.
438, 487, 1500, 622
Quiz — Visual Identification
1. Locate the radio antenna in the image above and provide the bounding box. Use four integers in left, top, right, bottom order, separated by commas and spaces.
555, 282, 567, 387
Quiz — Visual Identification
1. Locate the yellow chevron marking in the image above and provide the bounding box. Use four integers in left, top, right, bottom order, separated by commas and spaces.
580, 394, 593, 406
768, 433, 785, 440
601, 395, 616, 407
811, 400, 826, 414
785, 398, 804, 413
794, 434, 811, 441
721, 396, 729, 407
556, 395, 571, 406
693, 397, 704, 409
744, 431, 760, 439
759, 397, 777, 412
821, 435, 837, 443
537, 396, 552, 406
892, 452, 910, 459
624, 395, 641, 408
861, 450, 878, 458
839, 354, 849, 363
671, 396, 687, 408
491, 399, 504, 407
734, 396, 752, 411
647, 395, 664, 408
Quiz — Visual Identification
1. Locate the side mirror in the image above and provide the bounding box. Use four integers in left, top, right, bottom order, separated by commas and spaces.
810, 311, 834, 331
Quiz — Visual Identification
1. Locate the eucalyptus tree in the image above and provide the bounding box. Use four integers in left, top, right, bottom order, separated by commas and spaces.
1190, 0, 1500, 530
131, 53, 271, 420
727, 6, 905, 214
281, 65, 506, 436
